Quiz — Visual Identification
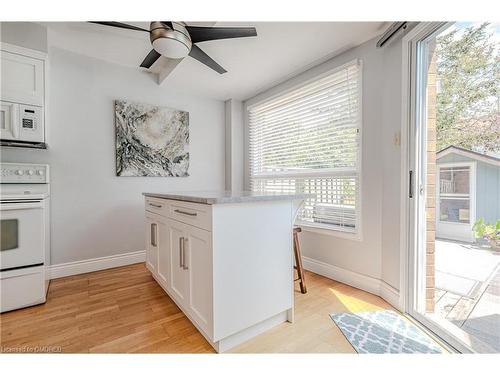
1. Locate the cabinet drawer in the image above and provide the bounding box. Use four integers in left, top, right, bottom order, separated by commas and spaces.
145, 197, 168, 216
169, 201, 212, 231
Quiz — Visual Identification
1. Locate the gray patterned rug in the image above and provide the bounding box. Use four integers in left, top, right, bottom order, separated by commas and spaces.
330, 310, 446, 353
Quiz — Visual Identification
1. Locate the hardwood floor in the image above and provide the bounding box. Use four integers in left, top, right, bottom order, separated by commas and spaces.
0, 263, 393, 353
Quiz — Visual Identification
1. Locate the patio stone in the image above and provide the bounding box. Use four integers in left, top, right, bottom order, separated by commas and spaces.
434, 240, 500, 352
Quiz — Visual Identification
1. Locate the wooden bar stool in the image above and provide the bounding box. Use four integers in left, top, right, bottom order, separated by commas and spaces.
293, 227, 307, 294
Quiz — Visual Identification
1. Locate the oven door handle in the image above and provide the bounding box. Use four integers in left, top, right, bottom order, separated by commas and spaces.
0, 201, 44, 210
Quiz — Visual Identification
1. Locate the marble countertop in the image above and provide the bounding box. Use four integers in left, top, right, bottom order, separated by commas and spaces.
143, 191, 313, 205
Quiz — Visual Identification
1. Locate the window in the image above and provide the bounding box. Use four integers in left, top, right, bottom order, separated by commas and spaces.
438, 165, 472, 224
248, 60, 362, 233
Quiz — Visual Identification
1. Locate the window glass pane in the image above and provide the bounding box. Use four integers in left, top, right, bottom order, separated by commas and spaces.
439, 166, 470, 195
249, 61, 361, 232
439, 198, 470, 223
1, 219, 19, 251
252, 175, 357, 230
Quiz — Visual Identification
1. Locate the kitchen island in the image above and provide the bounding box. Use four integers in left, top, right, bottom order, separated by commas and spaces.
143, 191, 310, 352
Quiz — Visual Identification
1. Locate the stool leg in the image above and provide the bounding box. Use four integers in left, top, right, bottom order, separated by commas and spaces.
293, 231, 307, 294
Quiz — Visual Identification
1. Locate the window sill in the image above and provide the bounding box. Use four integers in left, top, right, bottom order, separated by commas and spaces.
297, 222, 363, 242
438, 221, 471, 226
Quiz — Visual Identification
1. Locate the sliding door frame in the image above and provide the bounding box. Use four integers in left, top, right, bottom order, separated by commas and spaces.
400, 21, 474, 353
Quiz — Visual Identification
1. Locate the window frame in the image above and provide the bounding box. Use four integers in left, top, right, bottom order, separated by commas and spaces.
245, 59, 363, 240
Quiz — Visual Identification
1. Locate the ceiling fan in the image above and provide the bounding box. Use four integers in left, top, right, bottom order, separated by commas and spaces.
90, 21, 257, 74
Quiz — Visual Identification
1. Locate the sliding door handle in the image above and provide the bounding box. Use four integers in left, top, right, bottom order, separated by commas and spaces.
409, 170, 414, 198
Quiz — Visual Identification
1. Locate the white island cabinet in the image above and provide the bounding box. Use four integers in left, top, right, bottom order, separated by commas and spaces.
143, 191, 309, 352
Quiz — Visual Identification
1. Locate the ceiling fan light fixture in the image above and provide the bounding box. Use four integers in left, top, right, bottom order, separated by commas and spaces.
150, 21, 192, 59
152, 38, 190, 59
90, 21, 258, 73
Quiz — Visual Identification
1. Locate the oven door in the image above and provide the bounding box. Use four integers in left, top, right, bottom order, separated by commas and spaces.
0, 200, 44, 271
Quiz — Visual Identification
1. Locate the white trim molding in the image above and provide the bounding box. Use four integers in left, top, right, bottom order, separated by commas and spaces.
300, 224, 363, 242
399, 21, 451, 312
0, 42, 48, 60
302, 256, 401, 310
379, 280, 401, 309
49, 250, 146, 279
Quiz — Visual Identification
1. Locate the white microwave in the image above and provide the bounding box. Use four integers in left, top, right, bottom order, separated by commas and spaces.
0, 101, 46, 148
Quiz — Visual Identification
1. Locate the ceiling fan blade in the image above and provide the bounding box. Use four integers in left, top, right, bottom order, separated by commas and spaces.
161, 21, 173, 29
185, 26, 257, 43
140, 49, 162, 68
90, 21, 149, 32
188, 44, 227, 74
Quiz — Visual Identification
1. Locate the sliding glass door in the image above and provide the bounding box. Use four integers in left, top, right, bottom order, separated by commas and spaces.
406, 22, 500, 353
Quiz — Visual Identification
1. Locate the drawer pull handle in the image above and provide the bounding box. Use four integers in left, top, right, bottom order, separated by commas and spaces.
174, 209, 197, 217
149, 203, 162, 208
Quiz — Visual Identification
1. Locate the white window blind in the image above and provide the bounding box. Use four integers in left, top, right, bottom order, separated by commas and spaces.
248, 60, 361, 232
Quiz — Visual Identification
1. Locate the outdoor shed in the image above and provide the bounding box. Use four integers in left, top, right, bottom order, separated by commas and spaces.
436, 145, 500, 243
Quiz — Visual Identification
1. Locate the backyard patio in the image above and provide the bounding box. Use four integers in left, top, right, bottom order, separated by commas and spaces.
434, 239, 500, 352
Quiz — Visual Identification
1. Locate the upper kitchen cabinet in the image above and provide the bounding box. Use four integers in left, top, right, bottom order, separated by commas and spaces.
1, 44, 45, 106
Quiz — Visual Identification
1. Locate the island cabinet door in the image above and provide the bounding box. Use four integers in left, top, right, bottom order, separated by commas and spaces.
167, 219, 189, 305
184, 225, 213, 337
156, 217, 170, 289
145, 214, 158, 274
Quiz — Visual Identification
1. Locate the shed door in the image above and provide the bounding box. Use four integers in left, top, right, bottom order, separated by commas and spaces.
436, 163, 475, 242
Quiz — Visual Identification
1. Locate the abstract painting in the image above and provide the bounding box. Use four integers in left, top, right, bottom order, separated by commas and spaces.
115, 100, 189, 177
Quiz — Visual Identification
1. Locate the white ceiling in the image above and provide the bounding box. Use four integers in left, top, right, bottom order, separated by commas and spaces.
45, 22, 387, 101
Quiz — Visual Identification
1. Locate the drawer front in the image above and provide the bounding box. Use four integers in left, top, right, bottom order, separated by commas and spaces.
169, 201, 211, 231
145, 197, 168, 216
1, 268, 46, 313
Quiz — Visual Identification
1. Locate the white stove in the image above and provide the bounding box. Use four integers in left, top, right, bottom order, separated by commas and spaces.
0, 162, 50, 313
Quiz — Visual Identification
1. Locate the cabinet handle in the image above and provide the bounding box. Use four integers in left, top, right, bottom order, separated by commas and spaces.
149, 203, 162, 208
174, 209, 197, 217
182, 238, 189, 270
151, 223, 157, 247
179, 237, 184, 268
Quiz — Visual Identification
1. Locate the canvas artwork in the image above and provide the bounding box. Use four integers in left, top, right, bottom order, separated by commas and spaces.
115, 100, 189, 177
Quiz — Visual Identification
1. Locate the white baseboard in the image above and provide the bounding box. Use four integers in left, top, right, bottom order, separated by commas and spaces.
48, 252, 401, 309
218, 311, 288, 353
302, 256, 401, 310
49, 250, 146, 279
379, 280, 401, 309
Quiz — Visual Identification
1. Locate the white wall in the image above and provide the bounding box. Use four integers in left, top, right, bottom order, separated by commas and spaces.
0, 22, 47, 52
381, 41, 404, 290
243, 36, 404, 291
1, 46, 225, 265
224, 99, 244, 191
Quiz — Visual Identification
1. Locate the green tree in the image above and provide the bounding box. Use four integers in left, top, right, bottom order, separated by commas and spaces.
436, 23, 500, 153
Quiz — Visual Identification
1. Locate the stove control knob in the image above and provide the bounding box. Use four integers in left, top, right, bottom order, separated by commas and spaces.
27, 170, 34, 176
37, 170, 44, 176
16, 170, 24, 176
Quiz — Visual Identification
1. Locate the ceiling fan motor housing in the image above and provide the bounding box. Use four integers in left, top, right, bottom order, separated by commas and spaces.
150, 21, 192, 59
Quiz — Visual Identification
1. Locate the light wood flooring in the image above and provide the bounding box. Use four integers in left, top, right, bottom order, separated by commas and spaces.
0, 263, 393, 353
